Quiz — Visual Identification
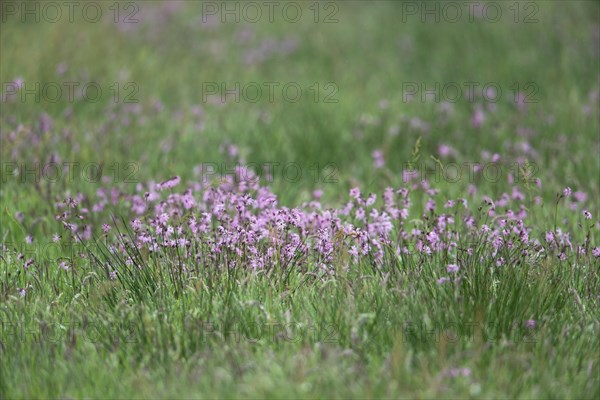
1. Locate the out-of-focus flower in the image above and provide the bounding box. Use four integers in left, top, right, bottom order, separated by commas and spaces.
471, 107, 485, 128
583, 210, 592, 220
372, 149, 385, 168
157, 176, 181, 191
350, 188, 361, 200
447, 264, 459, 273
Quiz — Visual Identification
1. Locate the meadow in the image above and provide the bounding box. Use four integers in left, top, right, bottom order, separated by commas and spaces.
0, 1, 599, 398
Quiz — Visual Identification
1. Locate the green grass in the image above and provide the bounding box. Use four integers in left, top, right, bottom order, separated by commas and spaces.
1, 1, 599, 398
2, 254, 598, 398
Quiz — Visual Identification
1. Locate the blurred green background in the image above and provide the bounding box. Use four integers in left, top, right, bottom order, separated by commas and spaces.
1, 2, 599, 398
1, 0, 599, 229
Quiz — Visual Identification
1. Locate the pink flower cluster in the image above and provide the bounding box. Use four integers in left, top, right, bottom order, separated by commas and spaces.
52, 166, 598, 281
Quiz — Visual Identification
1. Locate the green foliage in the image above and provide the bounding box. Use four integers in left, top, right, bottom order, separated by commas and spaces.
1, 1, 599, 398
